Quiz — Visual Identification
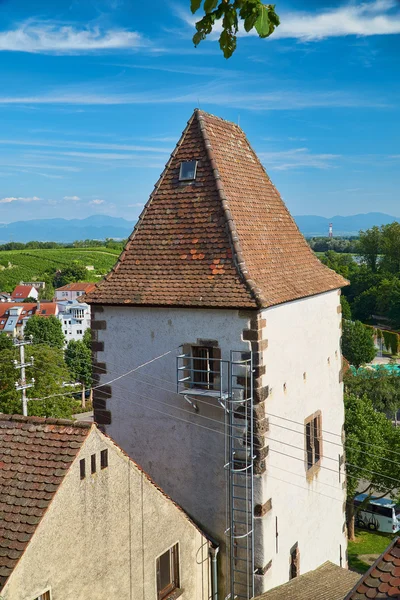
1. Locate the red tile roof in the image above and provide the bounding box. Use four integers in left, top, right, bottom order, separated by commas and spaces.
56, 282, 95, 292
0, 415, 91, 591
10, 285, 36, 300
345, 537, 400, 599
0, 303, 58, 330
85, 110, 347, 309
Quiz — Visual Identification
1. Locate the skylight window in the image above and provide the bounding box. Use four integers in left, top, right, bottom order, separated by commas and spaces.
179, 160, 198, 181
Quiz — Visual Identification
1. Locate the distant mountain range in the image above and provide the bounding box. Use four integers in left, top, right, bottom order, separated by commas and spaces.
0, 216, 135, 244
0, 212, 399, 243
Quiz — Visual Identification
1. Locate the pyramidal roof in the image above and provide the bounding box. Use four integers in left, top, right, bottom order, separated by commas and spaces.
86, 110, 347, 309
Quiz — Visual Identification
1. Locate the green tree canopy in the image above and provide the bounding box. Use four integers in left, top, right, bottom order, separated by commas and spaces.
24, 315, 64, 349
340, 296, 352, 321
345, 392, 400, 539
344, 367, 400, 420
0, 333, 13, 351
358, 226, 381, 273
191, 0, 280, 58
65, 339, 92, 388
0, 344, 80, 418
53, 262, 87, 288
342, 320, 376, 368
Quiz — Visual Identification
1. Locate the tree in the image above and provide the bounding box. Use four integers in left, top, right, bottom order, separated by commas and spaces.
83, 328, 92, 351
0, 344, 80, 418
0, 333, 13, 351
53, 262, 87, 288
24, 315, 64, 349
23, 296, 37, 303
380, 222, 400, 275
345, 392, 400, 540
344, 367, 400, 423
65, 339, 92, 389
342, 320, 376, 368
191, 0, 280, 58
340, 296, 352, 321
358, 226, 381, 273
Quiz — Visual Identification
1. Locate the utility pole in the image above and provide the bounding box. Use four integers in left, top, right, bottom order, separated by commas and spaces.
14, 338, 34, 417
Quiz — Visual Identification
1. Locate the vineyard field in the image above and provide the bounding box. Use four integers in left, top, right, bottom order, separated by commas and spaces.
0, 247, 120, 292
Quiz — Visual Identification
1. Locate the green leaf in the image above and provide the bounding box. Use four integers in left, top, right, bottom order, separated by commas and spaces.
254, 5, 272, 38
191, 0, 202, 14
219, 29, 237, 59
243, 10, 259, 32
204, 0, 218, 13
193, 31, 204, 46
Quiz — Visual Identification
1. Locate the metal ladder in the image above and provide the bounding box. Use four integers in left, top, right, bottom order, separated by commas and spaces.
225, 351, 255, 599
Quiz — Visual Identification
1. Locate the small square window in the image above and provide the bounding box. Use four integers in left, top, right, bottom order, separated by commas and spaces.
91, 454, 96, 474
100, 449, 108, 469
80, 458, 86, 480
179, 160, 197, 181
157, 544, 179, 600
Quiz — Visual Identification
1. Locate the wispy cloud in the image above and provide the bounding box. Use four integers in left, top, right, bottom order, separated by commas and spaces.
0, 196, 40, 204
0, 85, 389, 110
259, 148, 340, 170
0, 20, 147, 54
90, 199, 105, 205
64, 195, 80, 201
0, 138, 171, 153
178, 0, 400, 41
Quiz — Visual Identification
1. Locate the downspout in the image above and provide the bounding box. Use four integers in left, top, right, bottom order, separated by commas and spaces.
210, 545, 219, 600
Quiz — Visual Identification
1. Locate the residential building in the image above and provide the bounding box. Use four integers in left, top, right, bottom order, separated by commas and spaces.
255, 561, 360, 600
20, 281, 46, 291
344, 537, 400, 599
0, 292, 11, 302
85, 109, 349, 597
10, 285, 38, 301
55, 282, 95, 302
56, 299, 91, 343
0, 302, 58, 338
0, 414, 212, 600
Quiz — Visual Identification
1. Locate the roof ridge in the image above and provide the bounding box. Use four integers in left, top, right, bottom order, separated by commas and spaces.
0, 413, 92, 428
197, 110, 266, 308
196, 108, 242, 130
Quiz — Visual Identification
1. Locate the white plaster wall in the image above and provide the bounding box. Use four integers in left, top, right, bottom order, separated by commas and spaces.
2, 427, 210, 600
255, 289, 347, 593
93, 306, 252, 596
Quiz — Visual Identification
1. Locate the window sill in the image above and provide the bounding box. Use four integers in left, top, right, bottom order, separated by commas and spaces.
162, 588, 184, 600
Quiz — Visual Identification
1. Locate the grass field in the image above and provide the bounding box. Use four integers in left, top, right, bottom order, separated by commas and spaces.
0, 247, 121, 291
348, 528, 395, 573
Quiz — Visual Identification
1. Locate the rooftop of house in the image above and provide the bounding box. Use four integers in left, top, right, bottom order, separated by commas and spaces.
0, 414, 91, 591
0, 414, 211, 592
85, 109, 347, 310
256, 562, 360, 600
0, 303, 58, 330
55, 282, 96, 293
344, 537, 400, 599
10, 285, 36, 299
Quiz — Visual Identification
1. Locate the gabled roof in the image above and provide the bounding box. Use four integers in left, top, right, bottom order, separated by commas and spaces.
0, 303, 58, 330
256, 561, 360, 600
0, 414, 91, 590
56, 282, 95, 292
10, 285, 35, 299
85, 109, 347, 309
345, 537, 400, 599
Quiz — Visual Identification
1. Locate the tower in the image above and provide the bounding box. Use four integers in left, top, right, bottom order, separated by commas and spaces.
329, 223, 333, 238
86, 110, 348, 598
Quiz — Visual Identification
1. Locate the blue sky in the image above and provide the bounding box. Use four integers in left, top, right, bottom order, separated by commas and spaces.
0, 0, 399, 224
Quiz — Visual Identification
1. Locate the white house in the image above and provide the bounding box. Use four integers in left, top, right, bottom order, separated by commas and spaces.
86, 109, 349, 598
11, 285, 38, 301
55, 282, 95, 302
57, 300, 91, 344
0, 415, 212, 600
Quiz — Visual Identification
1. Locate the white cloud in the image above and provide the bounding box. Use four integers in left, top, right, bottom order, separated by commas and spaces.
178, 0, 400, 41
0, 21, 146, 54
64, 195, 80, 201
90, 199, 105, 205
0, 196, 40, 204
259, 148, 340, 170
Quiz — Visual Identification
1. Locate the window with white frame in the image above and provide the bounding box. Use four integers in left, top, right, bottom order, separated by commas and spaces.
156, 544, 179, 600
